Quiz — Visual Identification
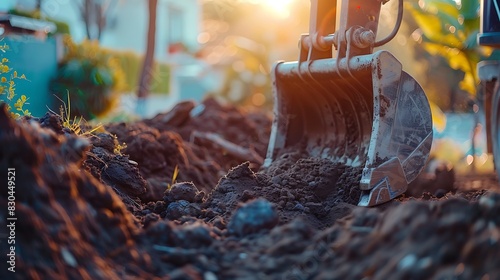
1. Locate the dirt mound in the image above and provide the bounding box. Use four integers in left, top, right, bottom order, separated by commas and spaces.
105, 98, 271, 202
214, 192, 500, 279
1, 100, 500, 280
0, 106, 156, 279
204, 157, 361, 230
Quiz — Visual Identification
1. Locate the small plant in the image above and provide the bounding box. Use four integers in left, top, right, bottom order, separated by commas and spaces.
166, 165, 179, 191
0, 42, 30, 118
55, 93, 103, 136
113, 138, 127, 155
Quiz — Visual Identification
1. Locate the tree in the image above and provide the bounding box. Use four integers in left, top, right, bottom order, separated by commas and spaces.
75, 0, 117, 41
136, 0, 158, 114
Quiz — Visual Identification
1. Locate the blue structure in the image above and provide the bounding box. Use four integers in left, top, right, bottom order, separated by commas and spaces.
1, 35, 59, 117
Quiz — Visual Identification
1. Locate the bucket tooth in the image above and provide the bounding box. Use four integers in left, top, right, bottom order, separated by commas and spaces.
358, 157, 407, 207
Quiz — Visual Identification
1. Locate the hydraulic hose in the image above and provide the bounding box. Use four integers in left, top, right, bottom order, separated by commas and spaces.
374, 0, 404, 47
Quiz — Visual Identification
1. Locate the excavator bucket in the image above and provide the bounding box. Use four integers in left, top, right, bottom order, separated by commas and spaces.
264, 0, 433, 206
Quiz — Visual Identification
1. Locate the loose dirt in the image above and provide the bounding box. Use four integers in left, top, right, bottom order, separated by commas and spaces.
1, 98, 499, 279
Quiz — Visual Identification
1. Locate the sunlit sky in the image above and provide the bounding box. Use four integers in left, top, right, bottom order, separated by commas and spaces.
241, 0, 294, 18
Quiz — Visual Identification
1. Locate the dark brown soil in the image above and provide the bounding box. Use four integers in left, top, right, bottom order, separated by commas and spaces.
1, 99, 499, 280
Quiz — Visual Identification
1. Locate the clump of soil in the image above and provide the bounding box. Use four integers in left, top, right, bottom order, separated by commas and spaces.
1, 100, 499, 280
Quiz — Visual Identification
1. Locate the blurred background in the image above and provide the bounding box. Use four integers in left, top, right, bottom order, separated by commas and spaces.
0, 0, 498, 175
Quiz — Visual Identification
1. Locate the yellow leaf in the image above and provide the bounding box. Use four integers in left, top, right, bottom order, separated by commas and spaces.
423, 0, 460, 19
430, 101, 446, 133
172, 165, 179, 183
14, 98, 23, 110
408, 5, 463, 48
7, 89, 15, 100
13, 71, 17, 78
448, 51, 472, 72
423, 43, 474, 74
459, 72, 477, 95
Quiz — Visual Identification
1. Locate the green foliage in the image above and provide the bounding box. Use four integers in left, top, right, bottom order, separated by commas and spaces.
51, 35, 171, 120
406, 0, 500, 95
111, 50, 170, 94
9, 8, 71, 35
50, 36, 126, 119
0, 42, 30, 118
61, 36, 126, 90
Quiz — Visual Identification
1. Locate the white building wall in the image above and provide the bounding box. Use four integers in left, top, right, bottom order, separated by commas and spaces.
99, 0, 148, 54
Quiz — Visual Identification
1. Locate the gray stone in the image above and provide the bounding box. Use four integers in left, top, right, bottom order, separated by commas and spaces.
228, 198, 279, 237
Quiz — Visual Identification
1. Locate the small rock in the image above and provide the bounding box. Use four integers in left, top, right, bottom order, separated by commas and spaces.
212, 216, 226, 230
195, 191, 205, 203
153, 201, 167, 214
146, 220, 174, 245
166, 200, 199, 220
204, 271, 218, 280
165, 182, 199, 203
241, 190, 255, 202
38, 111, 64, 133
398, 254, 417, 270
190, 104, 206, 117
102, 159, 147, 196
479, 193, 498, 210
91, 133, 116, 152
293, 203, 305, 211
143, 213, 160, 228
61, 247, 77, 267
173, 222, 213, 248
159, 100, 195, 126
228, 198, 279, 237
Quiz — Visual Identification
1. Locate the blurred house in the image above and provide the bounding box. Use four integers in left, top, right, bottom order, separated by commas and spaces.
3, 0, 214, 117
11, 0, 201, 60
0, 14, 56, 38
